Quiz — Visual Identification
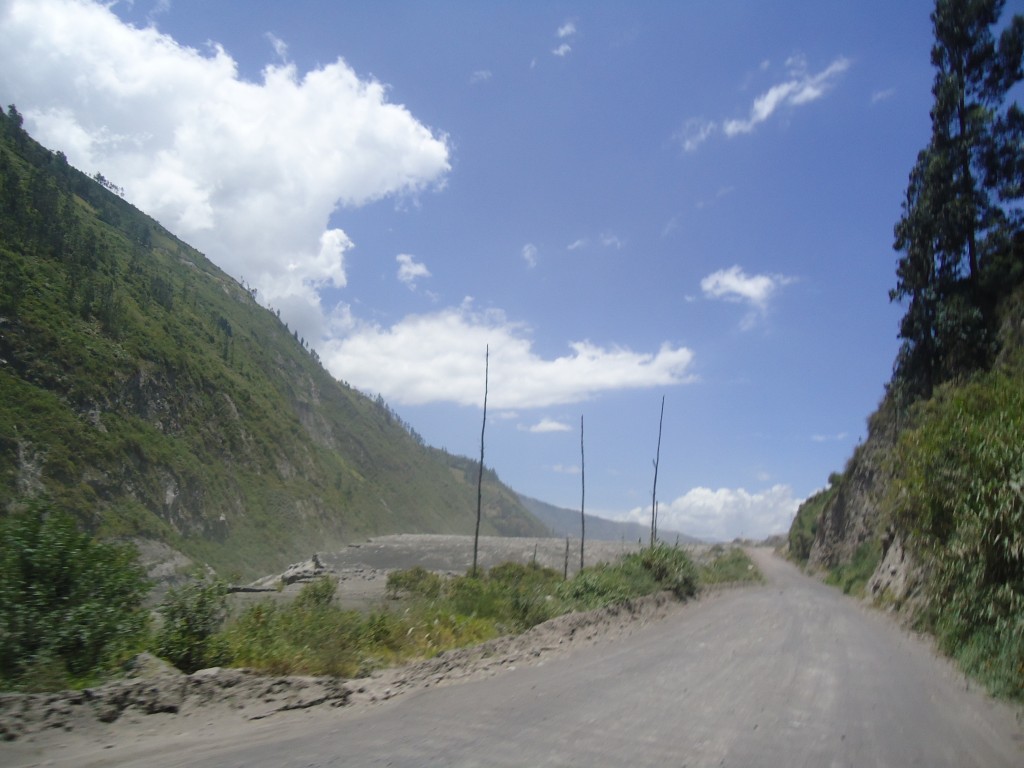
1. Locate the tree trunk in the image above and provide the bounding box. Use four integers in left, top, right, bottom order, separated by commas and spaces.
472, 345, 489, 577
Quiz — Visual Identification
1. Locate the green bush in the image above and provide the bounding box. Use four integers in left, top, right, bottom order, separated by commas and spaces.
824, 539, 881, 596
788, 475, 841, 563
386, 566, 442, 600
887, 371, 1024, 698
0, 504, 150, 690
699, 546, 763, 585
155, 578, 231, 673
294, 575, 338, 609
631, 544, 699, 599
556, 561, 656, 609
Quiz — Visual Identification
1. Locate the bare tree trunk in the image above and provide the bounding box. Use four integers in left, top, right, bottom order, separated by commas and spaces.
650, 395, 665, 548
472, 345, 489, 577
564, 536, 570, 580
579, 414, 585, 571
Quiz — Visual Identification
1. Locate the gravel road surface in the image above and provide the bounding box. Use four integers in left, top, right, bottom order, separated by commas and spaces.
9, 548, 1022, 767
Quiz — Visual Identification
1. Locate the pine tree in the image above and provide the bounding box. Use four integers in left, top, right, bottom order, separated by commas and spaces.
892, 0, 1023, 398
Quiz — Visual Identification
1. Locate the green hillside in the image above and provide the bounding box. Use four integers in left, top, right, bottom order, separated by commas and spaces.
0, 106, 547, 579
787, 2, 1024, 699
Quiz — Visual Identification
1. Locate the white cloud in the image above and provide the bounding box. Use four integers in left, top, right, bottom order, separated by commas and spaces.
678, 118, 716, 153
552, 464, 581, 475
321, 300, 695, 408
470, 69, 492, 84
599, 232, 623, 249
811, 432, 848, 443
701, 265, 793, 329
567, 238, 588, 251
723, 56, 850, 136
522, 243, 539, 268
552, 43, 572, 57
396, 253, 431, 288
871, 88, 896, 104
618, 485, 802, 541
266, 32, 288, 61
681, 56, 849, 153
557, 21, 576, 39
0, 0, 450, 345
522, 418, 572, 433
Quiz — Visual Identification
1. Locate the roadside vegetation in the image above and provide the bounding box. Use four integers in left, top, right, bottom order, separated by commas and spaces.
884, 368, 1024, 699
0, 506, 761, 690
785, 1, 1024, 702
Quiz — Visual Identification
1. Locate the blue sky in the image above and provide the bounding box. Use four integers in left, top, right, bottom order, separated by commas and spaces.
1, 0, 951, 539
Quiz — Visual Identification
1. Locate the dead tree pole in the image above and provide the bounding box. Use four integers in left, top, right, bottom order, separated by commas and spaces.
650, 395, 665, 548
472, 345, 489, 577
579, 414, 586, 571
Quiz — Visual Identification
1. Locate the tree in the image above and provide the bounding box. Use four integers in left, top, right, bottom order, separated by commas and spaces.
891, 0, 1023, 398
650, 395, 665, 547
472, 345, 489, 577
155, 579, 230, 673
0, 504, 150, 690
579, 415, 585, 571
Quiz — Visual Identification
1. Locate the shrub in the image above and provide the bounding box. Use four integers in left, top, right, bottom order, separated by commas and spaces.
294, 575, 338, 609
386, 566, 442, 600
824, 539, 881, 596
155, 578, 230, 673
699, 546, 763, 585
556, 561, 655, 609
886, 371, 1024, 699
0, 504, 150, 690
632, 544, 699, 599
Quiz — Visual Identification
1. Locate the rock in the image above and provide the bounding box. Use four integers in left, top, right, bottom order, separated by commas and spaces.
246, 553, 336, 589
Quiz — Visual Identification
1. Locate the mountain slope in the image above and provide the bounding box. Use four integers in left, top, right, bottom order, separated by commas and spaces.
0, 107, 547, 579
518, 494, 702, 544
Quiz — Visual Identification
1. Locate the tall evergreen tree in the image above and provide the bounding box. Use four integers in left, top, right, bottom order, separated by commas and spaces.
892, 0, 1023, 398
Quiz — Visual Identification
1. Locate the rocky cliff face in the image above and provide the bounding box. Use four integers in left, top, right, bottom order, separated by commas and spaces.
807, 398, 897, 570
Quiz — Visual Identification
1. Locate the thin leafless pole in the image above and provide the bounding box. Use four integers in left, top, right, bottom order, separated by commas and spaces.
650, 395, 665, 548
472, 345, 489, 577
579, 414, 585, 571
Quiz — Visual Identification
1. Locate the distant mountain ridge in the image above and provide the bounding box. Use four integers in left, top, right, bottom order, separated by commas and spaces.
518, 494, 702, 545
0, 107, 547, 578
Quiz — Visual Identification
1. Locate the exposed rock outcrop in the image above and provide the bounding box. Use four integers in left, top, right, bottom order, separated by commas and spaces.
807, 398, 898, 570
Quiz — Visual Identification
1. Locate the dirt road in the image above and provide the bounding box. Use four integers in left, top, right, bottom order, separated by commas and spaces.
9, 549, 1022, 767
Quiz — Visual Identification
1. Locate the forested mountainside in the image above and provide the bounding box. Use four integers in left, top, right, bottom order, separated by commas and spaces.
0, 107, 548, 580
788, 1, 1024, 698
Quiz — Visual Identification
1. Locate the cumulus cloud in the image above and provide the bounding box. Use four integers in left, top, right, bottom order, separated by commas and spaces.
321, 300, 695, 408
701, 265, 793, 329
619, 485, 802, 541
557, 21, 577, 39
396, 254, 431, 289
470, 69, 492, 84
0, 0, 451, 344
553, 43, 572, 57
